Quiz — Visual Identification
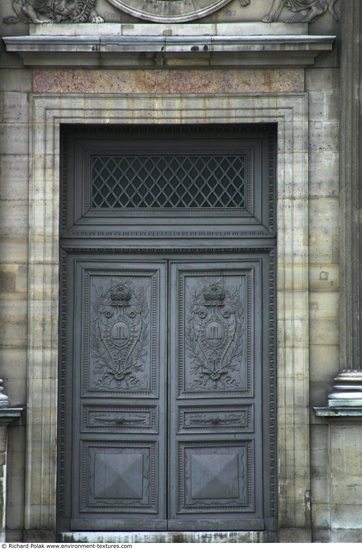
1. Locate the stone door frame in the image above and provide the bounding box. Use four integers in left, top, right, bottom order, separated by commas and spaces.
26, 93, 309, 539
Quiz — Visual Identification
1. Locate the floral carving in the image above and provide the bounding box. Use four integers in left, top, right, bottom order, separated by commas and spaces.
186, 281, 245, 391
3, 0, 103, 24
90, 280, 149, 391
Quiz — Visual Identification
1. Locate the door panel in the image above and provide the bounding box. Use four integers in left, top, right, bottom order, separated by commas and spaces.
69, 259, 167, 530
169, 261, 265, 530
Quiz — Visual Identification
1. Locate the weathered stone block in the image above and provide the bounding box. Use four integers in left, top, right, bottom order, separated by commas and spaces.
0, 124, 28, 155
309, 264, 339, 291
310, 292, 338, 320
1, 92, 29, 123
32, 68, 304, 95
310, 344, 339, 382
306, 67, 340, 91
312, 503, 331, 530
0, 200, 28, 236
309, 152, 339, 198
0, 236, 27, 264
309, 91, 339, 122
331, 505, 362, 530
0, 155, 29, 201
309, 319, 339, 346
309, 121, 339, 153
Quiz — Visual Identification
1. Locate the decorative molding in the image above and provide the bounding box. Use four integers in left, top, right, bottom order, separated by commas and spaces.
178, 405, 253, 433
27, 93, 308, 533
82, 405, 158, 433
64, 230, 272, 238
57, 249, 68, 517
265, 247, 277, 522
60, 247, 275, 254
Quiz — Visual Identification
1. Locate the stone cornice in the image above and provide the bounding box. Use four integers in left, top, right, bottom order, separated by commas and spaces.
0, 407, 25, 426
314, 407, 362, 418
3, 24, 335, 68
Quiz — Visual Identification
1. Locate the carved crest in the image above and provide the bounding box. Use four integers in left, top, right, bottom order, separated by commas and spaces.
90, 280, 149, 390
186, 282, 245, 390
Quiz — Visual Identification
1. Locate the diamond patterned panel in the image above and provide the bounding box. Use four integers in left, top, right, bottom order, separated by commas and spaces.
91, 155, 246, 209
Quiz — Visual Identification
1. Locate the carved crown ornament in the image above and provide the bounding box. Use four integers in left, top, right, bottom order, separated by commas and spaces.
3, 0, 339, 25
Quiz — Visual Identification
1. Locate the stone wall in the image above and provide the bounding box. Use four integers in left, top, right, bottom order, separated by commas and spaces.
0, 6, 30, 536
311, 1, 362, 542
1, 0, 361, 543
307, 62, 340, 540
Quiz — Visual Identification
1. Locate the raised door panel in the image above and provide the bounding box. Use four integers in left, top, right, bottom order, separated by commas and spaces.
69, 259, 167, 530
169, 260, 265, 530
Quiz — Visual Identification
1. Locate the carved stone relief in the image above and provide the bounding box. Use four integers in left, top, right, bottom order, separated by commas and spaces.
3, 0, 104, 24
104, 0, 250, 23
3, 0, 339, 24
263, 0, 339, 23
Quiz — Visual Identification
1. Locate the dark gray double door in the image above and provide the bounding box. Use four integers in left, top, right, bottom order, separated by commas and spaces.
64, 255, 270, 531
58, 125, 276, 533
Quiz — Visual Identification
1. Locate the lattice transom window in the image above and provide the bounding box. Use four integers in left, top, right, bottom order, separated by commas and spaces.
91, 155, 246, 209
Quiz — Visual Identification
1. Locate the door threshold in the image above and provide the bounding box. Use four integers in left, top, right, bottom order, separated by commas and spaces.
59, 531, 271, 543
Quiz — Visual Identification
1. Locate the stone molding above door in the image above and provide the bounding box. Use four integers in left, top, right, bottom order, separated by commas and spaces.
26, 92, 309, 540
4, 24, 335, 69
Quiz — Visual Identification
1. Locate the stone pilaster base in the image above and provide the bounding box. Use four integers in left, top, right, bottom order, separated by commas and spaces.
328, 371, 362, 407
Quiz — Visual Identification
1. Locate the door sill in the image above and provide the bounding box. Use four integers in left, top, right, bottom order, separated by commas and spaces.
59, 531, 272, 543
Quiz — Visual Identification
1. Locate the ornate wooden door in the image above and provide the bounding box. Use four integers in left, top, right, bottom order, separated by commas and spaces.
58, 125, 276, 534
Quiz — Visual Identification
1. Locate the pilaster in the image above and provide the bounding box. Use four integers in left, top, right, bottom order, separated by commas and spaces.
327, 0, 362, 408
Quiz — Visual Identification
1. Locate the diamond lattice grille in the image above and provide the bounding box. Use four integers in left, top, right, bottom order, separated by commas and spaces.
91, 155, 246, 209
